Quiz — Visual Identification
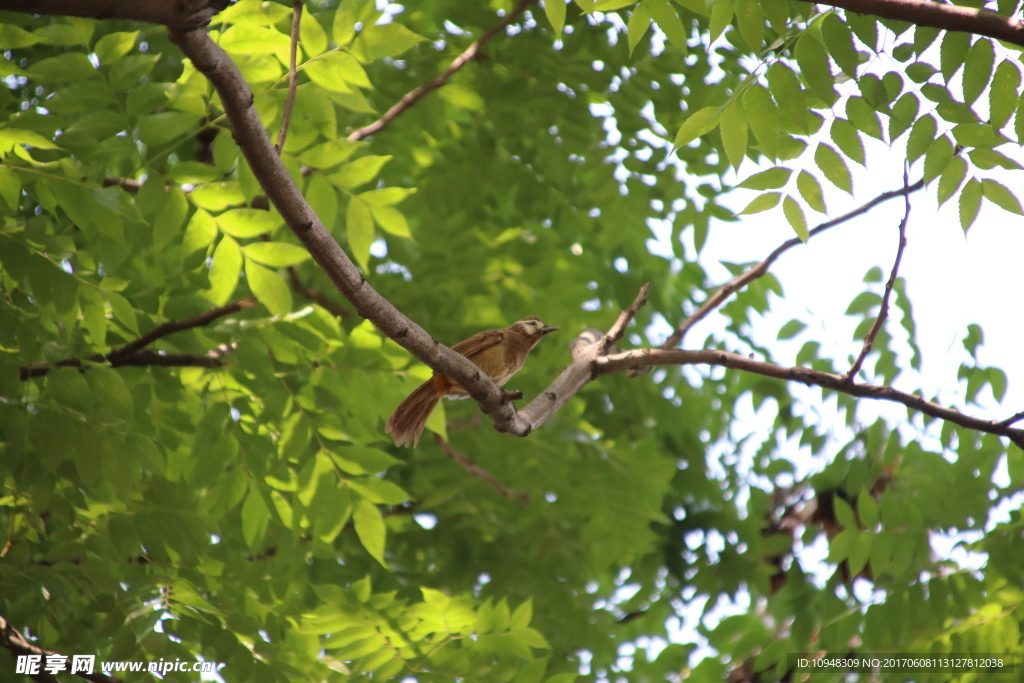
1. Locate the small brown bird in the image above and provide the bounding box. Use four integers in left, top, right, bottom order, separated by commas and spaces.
386, 316, 559, 447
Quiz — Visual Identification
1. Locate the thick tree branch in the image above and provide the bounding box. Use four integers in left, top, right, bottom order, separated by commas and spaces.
20, 297, 251, 379
598, 348, 1024, 450
346, 0, 538, 142
433, 434, 529, 506
1001, 410, 1024, 427
846, 171, 911, 381
0, 615, 120, 683
0, 0, 228, 30
275, 0, 302, 154
825, 0, 1024, 49
169, 29, 534, 437
661, 178, 925, 350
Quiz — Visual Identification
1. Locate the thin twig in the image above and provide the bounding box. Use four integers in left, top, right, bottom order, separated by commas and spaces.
346, 0, 537, 142
597, 282, 651, 355
433, 434, 529, 506
109, 296, 255, 360
286, 267, 349, 318
662, 178, 926, 350
1000, 410, 1024, 427
20, 298, 252, 379
846, 170, 912, 381
275, 0, 302, 154
0, 614, 120, 683
447, 414, 481, 432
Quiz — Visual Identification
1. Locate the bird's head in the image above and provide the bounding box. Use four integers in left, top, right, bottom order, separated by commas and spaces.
514, 316, 559, 338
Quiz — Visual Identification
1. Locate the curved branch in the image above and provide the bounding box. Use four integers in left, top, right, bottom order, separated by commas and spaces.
662, 179, 925, 350
275, 0, 302, 154
346, 0, 538, 142
1, 0, 228, 30
598, 349, 1024, 450
433, 434, 529, 506
825, 0, 1024, 49
169, 29, 534, 437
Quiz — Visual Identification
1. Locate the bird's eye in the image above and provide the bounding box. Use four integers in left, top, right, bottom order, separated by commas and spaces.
527, 321, 536, 326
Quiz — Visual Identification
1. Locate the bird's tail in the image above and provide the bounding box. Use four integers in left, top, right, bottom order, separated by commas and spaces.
385, 378, 442, 447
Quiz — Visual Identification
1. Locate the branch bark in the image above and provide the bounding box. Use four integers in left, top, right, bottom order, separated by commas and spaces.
0, 0, 229, 30
825, 0, 1024, 49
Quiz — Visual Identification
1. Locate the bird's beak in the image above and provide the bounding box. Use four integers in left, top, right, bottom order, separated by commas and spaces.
540, 326, 559, 335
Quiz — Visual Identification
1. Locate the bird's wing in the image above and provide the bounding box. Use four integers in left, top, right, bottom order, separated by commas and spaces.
450, 329, 503, 359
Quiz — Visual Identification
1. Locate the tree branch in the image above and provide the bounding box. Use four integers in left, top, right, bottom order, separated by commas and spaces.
846, 170, 911, 381
433, 434, 529, 506
0, 0, 228, 30
661, 178, 925, 350
20, 297, 251, 379
597, 348, 1024, 450
286, 267, 349, 319
0, 615, 120, 683
825, 0, 1024, 49
275, 0, 302, 155
169, 28, 535, 437
1001, 410, 1024, 427
346, 0, 538, 142
598, 283, 651, 355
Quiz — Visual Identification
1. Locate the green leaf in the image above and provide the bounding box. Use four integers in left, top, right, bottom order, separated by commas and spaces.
26, 53, 98, 82
349, 22, 425, 62
821, 14, 859, 78
777, 319, 806, 340
0, 24, 39, 49
905, 115, 936, 163
544, 0, 567, 36
735, 0, 763, 51
738, 192, 781, 214
673, 106, 720, 149
951, 123, 1008, 148
370, 204, 411, 238
85, 366, 135, 418
857, 491, 879, 528
347, 196, 375, 271
766, 63, 809, 133
245, 259, 292, 316
438, 84, 485, 110
922, 135, 954, 184
299, 140, 361, 169
959, 177, 982, 232
94, 31, 138, 66
243, 242, 312, 267
300, 9, 328, 56
153, 187, 189, 252
888, 93, 918, 141
720, 101, 747, 169
736, 166, 790, 190
106, 290, 138, 334
797, 171, 826, 214
304, 51, 371, 92
961, 38, 994, 104
936, 155, 967, 206
307, 174, 339, 231
830, 119, 865, 166
645, 0, 688, 54
216, 208, 283, 237
795, 34, 836, 105
181, 208, 218, 259
0, 166, 22, 210
206, 235, 243, 305
814, 143, 852, 194
981, 178, 1023, 215
329, 155, 392, 189
353, 498, 387, 567
627, 2, 652, 54
939, 31, 971, 81
742, 84, 779, 160
48, 367, 93, 413
242, 485, 270, 553
989, 60, 1021, 129
708, 0, 734, 46
136, 111, 199, 146
846, 97, 882, 140
782, 195, 807, 241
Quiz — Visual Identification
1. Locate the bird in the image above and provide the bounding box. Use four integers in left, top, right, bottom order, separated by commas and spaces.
385, 316, 559, 447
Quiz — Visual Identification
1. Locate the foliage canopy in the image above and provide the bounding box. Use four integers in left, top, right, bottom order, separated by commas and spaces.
0, 0, 1022, 681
